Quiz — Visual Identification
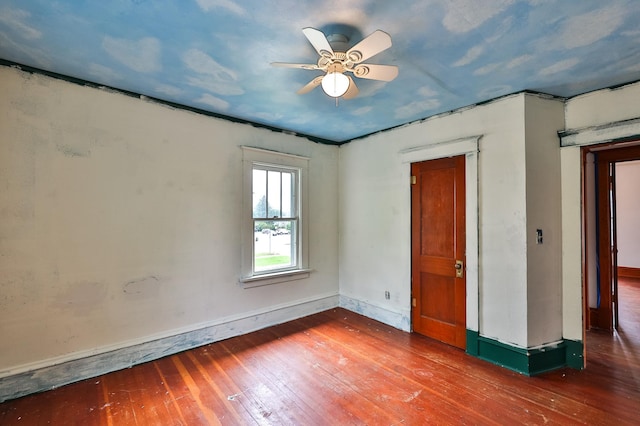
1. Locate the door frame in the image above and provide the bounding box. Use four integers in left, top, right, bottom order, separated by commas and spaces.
559, 118, 640, 368
582, 143, 640, 332
399, 135, 480, 338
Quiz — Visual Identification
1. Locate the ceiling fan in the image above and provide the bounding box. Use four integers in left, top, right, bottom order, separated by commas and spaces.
271, 27, 398, 99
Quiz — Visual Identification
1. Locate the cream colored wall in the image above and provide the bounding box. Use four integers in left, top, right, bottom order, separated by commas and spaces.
560, 145, 583, 341
561, 81, 640, 341
338, 81, 640, 349
339, 94, 540, 347
0, 67, 339, 375
565, 83, 640, 130
524, 95, 565, 347
4, 62, 639, 380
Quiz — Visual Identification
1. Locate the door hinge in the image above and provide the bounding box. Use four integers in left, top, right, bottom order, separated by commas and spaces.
411, 175, 417, 185
412, 298, 417, 307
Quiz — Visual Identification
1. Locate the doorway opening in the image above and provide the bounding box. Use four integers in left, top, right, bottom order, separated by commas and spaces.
582, 141, 640, 365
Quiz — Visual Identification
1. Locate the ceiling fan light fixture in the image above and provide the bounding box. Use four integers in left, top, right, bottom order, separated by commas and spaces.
321, 71, 349, 97
273, 27, 396, 100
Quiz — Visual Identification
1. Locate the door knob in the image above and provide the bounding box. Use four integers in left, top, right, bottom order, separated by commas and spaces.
455, 260, 464, 278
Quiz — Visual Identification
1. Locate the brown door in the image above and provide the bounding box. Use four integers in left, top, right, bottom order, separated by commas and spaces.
411, 156, 466, 349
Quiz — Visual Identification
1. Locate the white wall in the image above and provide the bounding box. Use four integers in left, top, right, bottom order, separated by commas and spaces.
616, 160, 640, 268
339, 94, 553, 348
560, 145, 583, 341
565, 83, 640, 130
524, 95, 565, 346
561, 80, 640, 340
5, 63, 640, 382
0, 67, 339, 376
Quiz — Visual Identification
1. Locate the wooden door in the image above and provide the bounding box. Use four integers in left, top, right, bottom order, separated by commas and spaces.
610, 163, 619, 329
411, 156, 466, 349
591, 159, 615, 330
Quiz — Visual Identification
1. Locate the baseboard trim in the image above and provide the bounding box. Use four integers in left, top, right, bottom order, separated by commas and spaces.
339, 295, 410, 332
465, 331, 583, 375
618, 266, 640, 279
0, 293, 339, 402
466, 329, 479, 356
564, 339, 584, 370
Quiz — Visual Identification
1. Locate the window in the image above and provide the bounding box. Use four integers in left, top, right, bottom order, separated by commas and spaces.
252, 166, 297, 272
241, 147, 309, 286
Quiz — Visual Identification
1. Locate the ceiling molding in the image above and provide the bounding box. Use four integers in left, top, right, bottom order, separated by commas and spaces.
558, 117, 640, 148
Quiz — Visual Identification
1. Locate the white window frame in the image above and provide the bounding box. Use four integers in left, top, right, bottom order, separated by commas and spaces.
240, 146, 310, 287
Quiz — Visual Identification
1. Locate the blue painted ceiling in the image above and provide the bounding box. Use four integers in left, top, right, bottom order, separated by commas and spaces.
1, 1, 640, 144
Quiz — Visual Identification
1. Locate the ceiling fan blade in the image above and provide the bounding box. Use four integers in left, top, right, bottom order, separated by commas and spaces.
346, 30, 392, 63
302, 27, 334, 58
297, 76, 323, 95
353, 64, 398, 82
271, 62, 319, 70
342, 76, 359, 99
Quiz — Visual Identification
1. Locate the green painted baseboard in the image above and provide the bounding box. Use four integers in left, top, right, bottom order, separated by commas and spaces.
466, 330, 584, 375
564, 339, 584, 370
466, 329, 480, 357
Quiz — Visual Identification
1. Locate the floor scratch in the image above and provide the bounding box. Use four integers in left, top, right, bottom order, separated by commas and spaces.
403, 390, 422, 402
227, 388, 250, 401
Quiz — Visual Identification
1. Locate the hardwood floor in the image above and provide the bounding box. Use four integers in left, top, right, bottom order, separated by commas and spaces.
1, 280, 639, 425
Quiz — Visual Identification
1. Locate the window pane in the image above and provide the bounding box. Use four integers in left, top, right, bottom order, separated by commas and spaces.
252, 169, 266, 218
254, 220, 295, 272
282, 171, 293, 217
267, 171, 281, 218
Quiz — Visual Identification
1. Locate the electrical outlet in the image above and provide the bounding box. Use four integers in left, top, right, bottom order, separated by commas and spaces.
385, 291, 390, 300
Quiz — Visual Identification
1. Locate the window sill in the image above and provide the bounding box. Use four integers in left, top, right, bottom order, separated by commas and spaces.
239, 269, 312, 288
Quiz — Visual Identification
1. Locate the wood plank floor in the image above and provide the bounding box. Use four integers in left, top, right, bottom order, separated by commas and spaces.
1, 278, 639, 425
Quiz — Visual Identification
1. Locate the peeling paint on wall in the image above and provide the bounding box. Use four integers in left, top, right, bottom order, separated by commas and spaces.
339, 295, 410, 332
56, 144, 91, 158
0, 294, 340, 402
123, 275, 160, 298
0, 65, 340, 382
